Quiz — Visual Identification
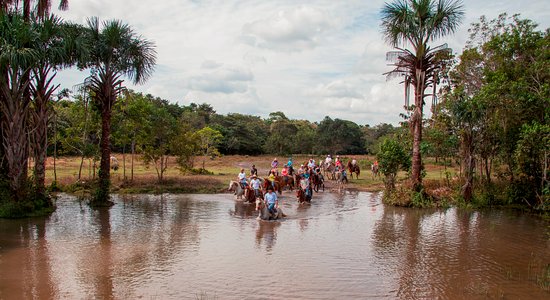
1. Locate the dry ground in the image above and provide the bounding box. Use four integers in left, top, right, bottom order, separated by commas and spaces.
40, 154, 459, 194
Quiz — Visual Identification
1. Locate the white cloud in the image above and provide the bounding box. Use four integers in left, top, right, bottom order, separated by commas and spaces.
242, 5, 333, 52
186, 66, 253, 94
52, 0, 550, 126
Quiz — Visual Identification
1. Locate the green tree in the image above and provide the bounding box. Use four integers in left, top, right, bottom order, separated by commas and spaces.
111, 91, 154, 181
195, 126, 223, 171
211, 113, 267, 155
291, 120, 317, 154
0, 12, 38, 202
171, 124, 200, 172
380, 0, 464, 191
377, 137, 411, 191
317, 117, 365, 154
29, 15, 83, 196
141, 104, 176, 183
84, 17, 156, 204
265, 111, 297, 155
443, 14, 549, 205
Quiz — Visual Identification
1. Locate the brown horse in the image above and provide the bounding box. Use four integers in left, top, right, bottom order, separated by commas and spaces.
296, 188, 311, 204
263, 178, 282, 195
277, 175, 295, 191
347, 161, 360, 179
243, 186, 257, 203
311, 172, 324, 192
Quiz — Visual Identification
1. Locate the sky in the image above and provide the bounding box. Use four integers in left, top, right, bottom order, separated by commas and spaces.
52, 0, 550, 126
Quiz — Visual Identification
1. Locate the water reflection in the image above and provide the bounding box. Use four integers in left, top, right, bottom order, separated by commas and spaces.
0, 192, 548, 299
255, 221, 281, 252
372, 205, 550, 298
0, 217, 55, 298
229, 201, 257, 219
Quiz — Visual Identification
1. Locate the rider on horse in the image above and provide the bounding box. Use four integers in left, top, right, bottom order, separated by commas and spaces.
267, 170, 277, 189
250, 164, 258, 176
300, 173, 312, 200
335, 155, 343, 168
281, 166, 288, 176
265, 185, 278, 215
238, 168, 249, 198
250, 174, 262, 199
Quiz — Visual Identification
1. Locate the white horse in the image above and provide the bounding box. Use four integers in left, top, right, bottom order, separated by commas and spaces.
228, 180, 244, 200
322, 162, 336, 180
255, 197, 285, 220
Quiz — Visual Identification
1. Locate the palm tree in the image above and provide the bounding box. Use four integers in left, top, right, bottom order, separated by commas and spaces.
0, 12, 38, 201
29, 16, 84, 197
84, 17, 156, 205
380, 0, 464, 191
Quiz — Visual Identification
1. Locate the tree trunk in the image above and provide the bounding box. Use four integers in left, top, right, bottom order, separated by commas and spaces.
78, 155, 85, 180
31, 66, 55, 197
131, 137, 135, 182
53, 112, 57, 183
122, 144, 126, 181
97, 103, 112, 203
461, 131, 475, 203
411, 69, 425, 191
0, 68, 31, 201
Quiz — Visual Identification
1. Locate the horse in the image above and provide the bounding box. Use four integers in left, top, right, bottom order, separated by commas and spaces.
311, 172, 324, 192
371, 164, 380, 179
347, 161, 360, 179
228, 180, 245, 200
336, 169, 348, 186
255, 197, 285, 220
110, 156, 119, 171
296, 175, 313, 203
243, 186, 257, 203
296, 188, 311, 204
277, 175, 295, 191
322, 162, 336, 180
263, 178, 282, 195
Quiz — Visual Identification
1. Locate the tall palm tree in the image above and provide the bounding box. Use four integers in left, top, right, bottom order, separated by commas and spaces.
29, 15, 85, 197
0, 12, 38, 201
85, 17, 156, 205
381, 0, 464, 191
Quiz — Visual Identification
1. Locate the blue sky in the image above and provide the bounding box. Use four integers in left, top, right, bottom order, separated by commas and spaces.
52, 0, 550, 126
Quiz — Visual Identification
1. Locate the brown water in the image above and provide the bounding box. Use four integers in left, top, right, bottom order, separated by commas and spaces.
0, 191, 548, 299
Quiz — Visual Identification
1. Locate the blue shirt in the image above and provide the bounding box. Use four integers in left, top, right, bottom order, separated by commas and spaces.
265, 192, 277, 204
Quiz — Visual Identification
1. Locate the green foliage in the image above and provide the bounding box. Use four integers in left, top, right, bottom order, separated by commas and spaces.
317, 116, 366, 155
172, 123, 200, 172
377, 137, 411, 191
0, 180, 55, 218
141, 103, 178, 181
440, 13, 550, 206
264, 112, 297, 155
211, 113, 267, 155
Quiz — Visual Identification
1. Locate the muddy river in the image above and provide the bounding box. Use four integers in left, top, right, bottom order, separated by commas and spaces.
0, 191, 548, 299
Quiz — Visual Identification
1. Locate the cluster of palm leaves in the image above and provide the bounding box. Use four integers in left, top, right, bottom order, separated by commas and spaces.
0, 1, 156, 210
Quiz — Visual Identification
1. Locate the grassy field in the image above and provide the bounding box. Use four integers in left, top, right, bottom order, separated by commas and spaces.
41, 154, 460, 195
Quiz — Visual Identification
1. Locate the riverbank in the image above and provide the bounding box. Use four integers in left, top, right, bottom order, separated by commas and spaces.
48, 154, 396, 195
51, 155, 465, 207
